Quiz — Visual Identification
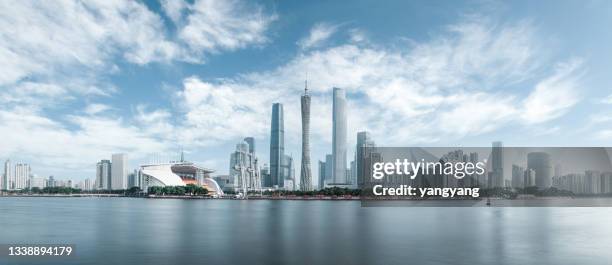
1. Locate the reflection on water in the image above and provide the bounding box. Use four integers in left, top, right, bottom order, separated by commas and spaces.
1, 197, 611, 265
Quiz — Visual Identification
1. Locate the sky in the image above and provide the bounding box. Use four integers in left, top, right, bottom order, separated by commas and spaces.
1, 0, 612, 181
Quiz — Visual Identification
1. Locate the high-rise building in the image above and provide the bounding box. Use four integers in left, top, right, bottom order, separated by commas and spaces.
318, 160, 326, 189
270, 103, 285, 188
14, 163, 30, 190
229, 140, 261, 192
527, 152, 552, 189
244, 137, 256, 154
282, 154, 294, 190
84, 178, 93, 191
300, 82, 312, 191
511, 164, 524, 188
524, 168, 536, 187
2, 159, 10, 190
355, 131, 376, 186
261, 163, 271, 188
324, 154, 333, 184
111, 153, 128, 190
96, 160, 112, 190
490, 141, 504, 188
332, 87, 347, 185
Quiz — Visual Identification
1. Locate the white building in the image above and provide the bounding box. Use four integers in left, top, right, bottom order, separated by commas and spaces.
229, 140, 261, 192
14, 163, 30, 190
111, 153, 128, 190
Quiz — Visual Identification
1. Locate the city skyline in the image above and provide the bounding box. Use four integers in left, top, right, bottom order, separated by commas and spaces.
2, 1, 612, 181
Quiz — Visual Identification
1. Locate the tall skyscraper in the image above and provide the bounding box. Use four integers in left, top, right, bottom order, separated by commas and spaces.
14, 163, 30, 190
111, 153, 128, 190
355, 131, 376, 186
490, 141, 504, 188
244, 137, 256, 154
96, 159, 112, 190
512, 164, 524, 188
300, 81, 312, 191
528, 152, 552, 189
332, 87, 347, 184
2, 159, 10, 190
270, 103, 285, 188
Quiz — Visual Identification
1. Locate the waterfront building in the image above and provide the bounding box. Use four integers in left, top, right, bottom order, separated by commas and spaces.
229, 139, 261, 192
111, 153, 128, 190
318, 160, 326, 189
14, 163, 30, 190
524, 168, 536, 187
512, 164, 524, 188
2, 159, 11, 190
527, 152, 552, 189
332, 87, 347, 185
356, 131, 376, 187
324, 154, 333, 184
260, 164, 271, 188
139, 161, 222, 196
300, 82, 313, 191
96, 160, 112, 190
270, 103, 285, 188
490, 141, 504, 188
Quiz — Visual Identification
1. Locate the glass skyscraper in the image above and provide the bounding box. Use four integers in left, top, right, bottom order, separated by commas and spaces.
269, 103, 284, 188
332, 87, 347, 184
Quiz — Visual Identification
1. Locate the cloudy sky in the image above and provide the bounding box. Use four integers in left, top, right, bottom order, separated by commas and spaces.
1, 0, 611, 180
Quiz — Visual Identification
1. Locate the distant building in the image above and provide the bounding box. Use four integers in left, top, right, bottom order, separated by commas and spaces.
139, 161, 222, 196
324, 154, 333, 185
512, 165, 524, 188
111, 153, 128, 190
332, 87, 347, 185
355, 131, 376, 187
213, 175, 231, 191
229, 140, 261, 192
282, 154, 294, 190
490, 141, 504, 188
14, 163, 30, 190
270, 103, 285, 188
30, 175, 46, 189
260, 164, 271, 188
96, 160, 112, 190
318, 160, 326, 189
3, 159, 11, 190
524, 168, 536, 187
527, 152, 552, 189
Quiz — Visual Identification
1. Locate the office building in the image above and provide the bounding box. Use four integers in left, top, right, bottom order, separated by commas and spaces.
512, 164, 524, 188
229, 140, 261, 192
111, 153, 128, 190
14, 163, 30, 190
355, 131, 376, 186
527, 152, 552, 189
332, 87, 347, 185
96, 159, 112, 190
490, 141, 504, 188
270, 103, 285, 188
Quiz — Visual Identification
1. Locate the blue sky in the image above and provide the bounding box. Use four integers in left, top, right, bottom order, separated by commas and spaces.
1, 0, 611, 181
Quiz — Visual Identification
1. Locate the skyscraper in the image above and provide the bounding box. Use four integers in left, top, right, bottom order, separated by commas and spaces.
324, 154, 333, 184
528, 152, 552, 189
318, 160, 326, 189
270, 103, 285, 188
96, 159, 112, 190
111, 153, 128, 190
244, 137, 256, 154
332, 87, 347, 185
300, 81, 312, 191
490, 141, 504, 188
355, 131, 376, 186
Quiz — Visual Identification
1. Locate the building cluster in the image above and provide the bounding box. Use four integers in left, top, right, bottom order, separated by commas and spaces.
1, 159, 93, 191
95, 153, 131, 191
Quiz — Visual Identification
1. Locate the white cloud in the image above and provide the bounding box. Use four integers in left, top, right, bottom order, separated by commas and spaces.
177, 0, 277, 55
298, 23, 340, 50
0, 0, 276, 87
521, 59, 583, 124
84, 104, 112, 115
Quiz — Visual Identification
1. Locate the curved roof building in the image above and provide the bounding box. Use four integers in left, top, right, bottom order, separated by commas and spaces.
139, 162, 223, 196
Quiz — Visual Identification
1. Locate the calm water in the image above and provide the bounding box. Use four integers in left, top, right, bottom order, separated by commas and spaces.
1, 197, 611, 265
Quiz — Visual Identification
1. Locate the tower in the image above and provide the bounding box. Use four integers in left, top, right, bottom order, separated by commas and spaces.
332, 87, 347, 185
300, 80, 312, 191
270, 103, 285, 188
